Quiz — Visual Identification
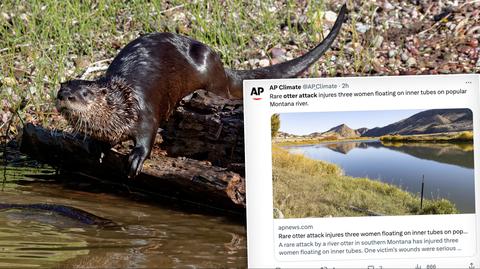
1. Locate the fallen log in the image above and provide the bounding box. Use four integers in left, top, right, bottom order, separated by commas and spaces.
162, 90, 245, 173
19, 123, 245, 214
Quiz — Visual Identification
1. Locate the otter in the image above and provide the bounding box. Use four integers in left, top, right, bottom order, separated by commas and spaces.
0, 203, 117, 227
56, 5, 347, 178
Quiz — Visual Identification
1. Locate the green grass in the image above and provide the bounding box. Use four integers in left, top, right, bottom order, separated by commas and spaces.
275, 131, 474, 147
274, 136, 373, 146
381, 140, 474, 152
380, 131, 474, 143
272, 146, 458, 218
2, 0, 370, 135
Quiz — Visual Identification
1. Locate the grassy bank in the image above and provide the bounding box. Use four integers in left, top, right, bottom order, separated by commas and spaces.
272, 146, 458, 218
380, 131, 473, 143
275, 131, 474, 147
3, 0, 479, 141
1, 0, 359, 139
381, 141, 474, 152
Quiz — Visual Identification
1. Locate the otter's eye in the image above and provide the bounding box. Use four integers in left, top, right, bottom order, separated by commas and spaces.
101, 89, 108, 95
82, 91, 89, 97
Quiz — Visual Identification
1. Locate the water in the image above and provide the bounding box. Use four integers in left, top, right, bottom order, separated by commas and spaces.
0, 166, 247, 268
285, 140, 475, 213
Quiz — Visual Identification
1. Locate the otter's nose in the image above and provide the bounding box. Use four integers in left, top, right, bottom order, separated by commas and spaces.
57, 89, 77, 102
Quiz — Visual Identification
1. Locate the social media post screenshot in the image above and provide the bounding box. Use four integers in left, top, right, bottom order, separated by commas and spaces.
243, 74, 480, 268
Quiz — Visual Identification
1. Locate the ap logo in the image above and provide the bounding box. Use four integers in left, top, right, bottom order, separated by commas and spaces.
250, 87, 264, 100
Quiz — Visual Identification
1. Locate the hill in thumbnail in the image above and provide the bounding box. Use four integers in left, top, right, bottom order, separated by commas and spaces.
363, 109, 472, 137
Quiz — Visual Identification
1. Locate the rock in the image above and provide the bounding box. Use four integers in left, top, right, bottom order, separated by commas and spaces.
458, 45, 472, 54
73, 56, 90, 69
372, 35, 384, 48
411, 9, 418, 19
439, 66, 451, 74
407, 45, 419, 55
13, 68, 27, 80
372, 58, 385, 73
1, 12, 10, 21
383, 2, 394, 10
271, 58, 282, 65
273, 208, 284, 219
406, 57, 417, 67
388, 50, 397, 58
401, 53, 409, 62
2, 111, 11, 124
324, 11, 337, 23
172, 12, 186, 22
355, 22, 370, 34
469, 38, 478, 48
28, 86, 36, 95
270, 47, 285, 58
1, 77, 17, 87
259, 58, 270, 67
248, 58, 259, 67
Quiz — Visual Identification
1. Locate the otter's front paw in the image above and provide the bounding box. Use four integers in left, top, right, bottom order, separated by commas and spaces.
128, 147, 147, 178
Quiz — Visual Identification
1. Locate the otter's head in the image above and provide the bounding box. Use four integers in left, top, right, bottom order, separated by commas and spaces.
56, 77, 139, 144
56, 80, 105, 114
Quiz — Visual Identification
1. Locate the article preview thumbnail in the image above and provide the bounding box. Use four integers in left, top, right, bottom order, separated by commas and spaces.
271, 108, 475, 218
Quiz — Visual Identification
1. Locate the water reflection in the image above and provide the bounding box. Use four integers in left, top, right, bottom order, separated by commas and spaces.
0, 167, 247, 268
378, 141, 473, 169
285, 140, 475, 213
324, 141, 369, 154
321, 140, 474, 169
0, 213, 90, 268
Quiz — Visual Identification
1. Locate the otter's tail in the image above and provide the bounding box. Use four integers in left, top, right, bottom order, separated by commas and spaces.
226, 4, 347, 91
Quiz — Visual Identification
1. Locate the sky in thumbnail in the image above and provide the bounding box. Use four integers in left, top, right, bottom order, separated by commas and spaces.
279, 109, 425, 135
